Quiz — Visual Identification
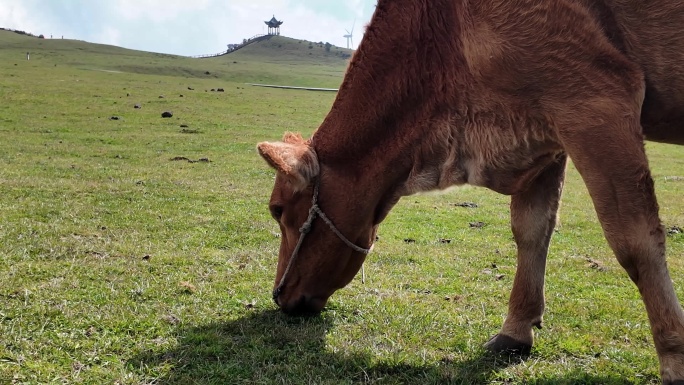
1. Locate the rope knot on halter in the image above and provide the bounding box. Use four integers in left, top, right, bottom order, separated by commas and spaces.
299, 205, 318, 234
273, 179, 372, 302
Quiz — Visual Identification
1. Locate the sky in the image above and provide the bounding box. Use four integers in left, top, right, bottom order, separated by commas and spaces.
0, 0, 376, 56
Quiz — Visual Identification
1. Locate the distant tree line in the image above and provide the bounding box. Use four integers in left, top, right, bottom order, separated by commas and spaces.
0, 27, 44, 38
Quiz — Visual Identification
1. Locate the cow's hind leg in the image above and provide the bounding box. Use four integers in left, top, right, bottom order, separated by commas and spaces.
560, 110, 684, 383
485, 154, 567, 354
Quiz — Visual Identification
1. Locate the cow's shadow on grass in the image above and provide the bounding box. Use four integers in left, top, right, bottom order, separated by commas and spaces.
129, 310, 636, 384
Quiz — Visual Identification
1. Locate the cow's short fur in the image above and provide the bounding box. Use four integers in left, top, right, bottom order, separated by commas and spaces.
258, 0, 684, 382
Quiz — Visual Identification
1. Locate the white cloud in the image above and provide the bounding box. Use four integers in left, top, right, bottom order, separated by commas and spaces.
114, 0, 213, 22
0, 0, 49, 33
348, 0, 366, 18
93, 26, 121, 46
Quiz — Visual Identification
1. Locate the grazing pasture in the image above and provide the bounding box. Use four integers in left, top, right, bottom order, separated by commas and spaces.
0, 30, 682, 384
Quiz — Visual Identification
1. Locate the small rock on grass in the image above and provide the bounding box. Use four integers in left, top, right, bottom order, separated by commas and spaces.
667, 226, 683, 235
244, 300, 257, 309
179, 281, 196, 294
72, 361, 86, 372
162, 314, 181, 325
181, 128, 201, 134
161, 111, 173, 118
169, 156, 211, 163
586, 257, 607, 271
454, 202, 478, 208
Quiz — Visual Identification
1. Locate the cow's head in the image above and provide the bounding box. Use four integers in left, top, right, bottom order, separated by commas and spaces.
257, 132, 380, 315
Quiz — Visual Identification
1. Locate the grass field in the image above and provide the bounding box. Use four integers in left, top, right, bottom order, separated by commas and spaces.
0, 30, 683, 384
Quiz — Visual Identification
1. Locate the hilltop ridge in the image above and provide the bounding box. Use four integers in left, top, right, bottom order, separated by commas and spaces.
0, 29, 352, 63
199, 35, 353, 63
0, 30, 352, 88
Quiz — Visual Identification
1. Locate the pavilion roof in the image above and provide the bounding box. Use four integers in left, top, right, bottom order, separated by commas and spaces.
265, 16, 284, 27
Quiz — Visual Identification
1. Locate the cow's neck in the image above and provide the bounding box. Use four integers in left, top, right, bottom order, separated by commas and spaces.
311, 0, 563, 199
312, 0, 468, 186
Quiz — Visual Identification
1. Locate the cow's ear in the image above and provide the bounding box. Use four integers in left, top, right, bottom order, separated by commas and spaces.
257, 134, 319, 191
282, 131, 306, 145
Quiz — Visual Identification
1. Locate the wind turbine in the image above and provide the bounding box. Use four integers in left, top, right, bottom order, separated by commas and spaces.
344, 19, 356, 49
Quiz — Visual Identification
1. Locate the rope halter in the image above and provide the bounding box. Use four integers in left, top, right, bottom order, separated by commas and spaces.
272, 178, 373, 302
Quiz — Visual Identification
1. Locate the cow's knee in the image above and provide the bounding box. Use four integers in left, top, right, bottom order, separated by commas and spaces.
608, 222, 666, 286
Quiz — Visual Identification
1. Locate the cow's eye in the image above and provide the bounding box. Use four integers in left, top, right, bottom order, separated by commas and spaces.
270, 205, 283, 221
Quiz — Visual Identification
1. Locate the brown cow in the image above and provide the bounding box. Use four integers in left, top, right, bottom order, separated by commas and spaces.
257, 0, 684, 382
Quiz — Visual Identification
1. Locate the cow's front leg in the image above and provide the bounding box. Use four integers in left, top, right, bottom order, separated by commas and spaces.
485, 154, 567, 354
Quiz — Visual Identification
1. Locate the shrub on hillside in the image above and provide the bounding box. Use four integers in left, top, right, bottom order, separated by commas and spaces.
11, 29, 37, 37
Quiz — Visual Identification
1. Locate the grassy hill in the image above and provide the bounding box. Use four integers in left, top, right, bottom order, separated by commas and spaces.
228, 35, 352, 63
0, 30, 352, 88
0, 26, 682, 385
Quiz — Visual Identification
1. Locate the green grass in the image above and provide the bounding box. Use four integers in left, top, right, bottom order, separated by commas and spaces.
0, 29, 682, 384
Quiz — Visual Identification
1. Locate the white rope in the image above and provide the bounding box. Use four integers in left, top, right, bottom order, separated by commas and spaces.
312, 205, 371, 254
273, 179, 372, 300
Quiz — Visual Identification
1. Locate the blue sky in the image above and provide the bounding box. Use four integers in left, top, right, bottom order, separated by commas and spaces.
0, 0, 376, 56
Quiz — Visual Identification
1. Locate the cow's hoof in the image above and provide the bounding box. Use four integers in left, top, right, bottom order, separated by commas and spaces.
484, 333, 532, 355
661, 351, 684, 384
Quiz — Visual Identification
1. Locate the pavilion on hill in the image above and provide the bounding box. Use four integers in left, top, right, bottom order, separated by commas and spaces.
265, 15, 283, 35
